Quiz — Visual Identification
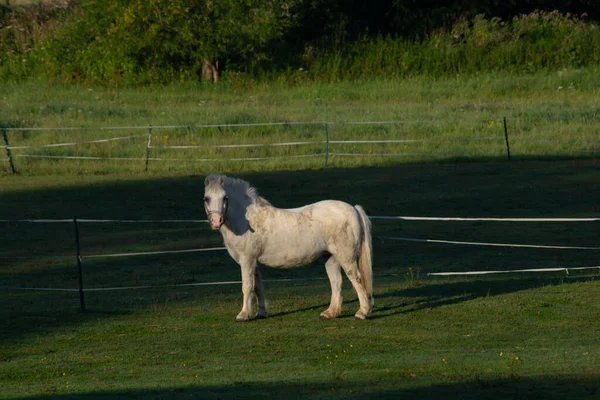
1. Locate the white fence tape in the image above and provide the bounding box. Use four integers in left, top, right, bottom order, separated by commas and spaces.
370, 216, 600, 222
144, 137, 507, 150
15, 154, 146, 161
428, 266, 600, 276
0, 277, 329, 293
329, 137, 504, 144
3, 266, 599, 293
14, 153, 322, 162
4, 120, 434, 132
379, 236, 600, 250
4, 135, 145, 150
84, 246, 227, 259
2, 215, 598, 223
155, 140, 322, 149
0, 218, 208, 223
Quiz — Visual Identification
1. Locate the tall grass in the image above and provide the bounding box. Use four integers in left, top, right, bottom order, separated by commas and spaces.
305, 11, 600, 81
1, 68, 599, 176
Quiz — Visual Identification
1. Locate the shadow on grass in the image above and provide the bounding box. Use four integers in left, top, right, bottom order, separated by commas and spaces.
370, 275, 597, 320
11, 375, 600, 400
1, 159, 599, 339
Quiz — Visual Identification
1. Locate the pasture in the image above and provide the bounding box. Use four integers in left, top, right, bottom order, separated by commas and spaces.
2, 69, 600, 176
1, 70, 599, 398
1, 160, 599, 399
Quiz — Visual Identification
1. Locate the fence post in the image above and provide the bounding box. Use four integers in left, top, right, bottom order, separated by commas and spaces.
324, 122, 329, 168
73, 217, 86, 312
145, 126, 152, 172
2, 127, 17, 174
503, 117, 511, 161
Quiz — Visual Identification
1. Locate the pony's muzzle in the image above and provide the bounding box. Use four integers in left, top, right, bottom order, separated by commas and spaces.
209, 213, 224, 230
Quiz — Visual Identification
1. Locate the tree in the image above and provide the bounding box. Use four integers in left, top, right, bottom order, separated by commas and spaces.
73, 0, 299, 83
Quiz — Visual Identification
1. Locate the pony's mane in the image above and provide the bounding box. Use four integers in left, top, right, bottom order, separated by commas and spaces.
208, 174, 270, 206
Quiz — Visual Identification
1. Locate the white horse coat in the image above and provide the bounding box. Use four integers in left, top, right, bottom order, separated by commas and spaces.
204, 175, 373, 321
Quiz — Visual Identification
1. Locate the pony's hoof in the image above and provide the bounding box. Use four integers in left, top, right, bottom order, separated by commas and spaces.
255, 314, 268, 319
354, 312, 368, 321
319, 310, 338, 320
235, 313, 250, 322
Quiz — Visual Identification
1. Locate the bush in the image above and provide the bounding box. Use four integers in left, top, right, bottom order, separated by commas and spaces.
302, 10, 600, 81
1, 4, 599, 85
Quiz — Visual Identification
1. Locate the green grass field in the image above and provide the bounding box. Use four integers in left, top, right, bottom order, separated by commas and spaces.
2, 159, 599, 399
2, 69, 600, 176
1, 70, 600, 398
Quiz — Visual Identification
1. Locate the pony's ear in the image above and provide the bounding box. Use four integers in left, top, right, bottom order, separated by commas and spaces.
204, 176, 212, 186
218, 176, 224, 186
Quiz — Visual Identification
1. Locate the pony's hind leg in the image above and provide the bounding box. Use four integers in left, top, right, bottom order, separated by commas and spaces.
254, 267, 268, 319
340, 261, 371, 320
320, 256, 343, 320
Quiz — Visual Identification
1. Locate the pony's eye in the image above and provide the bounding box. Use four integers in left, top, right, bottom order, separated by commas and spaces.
224, 196, 228, 202
204, 197, 210, 203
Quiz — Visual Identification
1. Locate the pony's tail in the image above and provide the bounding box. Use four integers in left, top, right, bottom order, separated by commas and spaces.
354, 205, 374, 310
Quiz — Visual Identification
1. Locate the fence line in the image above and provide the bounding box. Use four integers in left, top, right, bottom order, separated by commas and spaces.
2, 212, 598, 308
0, 118, 514, 132
1, 233, 596, 259
2, 134, 145, 150
428, 266, 600, 276
379, 236, 600, 250
4, 118, 597, 171
0, 276, 331, 293
369, 215, 600, 222
155, 140, 322, 149
84, 246, 227, 259
3, 265, 599, 293
1, 120, 447, 132
2, 121, 328, 132
5, 133, 508, 152
2, 215, 598, 223
13, 153, 324, 162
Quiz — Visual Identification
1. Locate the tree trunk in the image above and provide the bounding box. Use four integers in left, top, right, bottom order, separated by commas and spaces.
202, 60, 219, 83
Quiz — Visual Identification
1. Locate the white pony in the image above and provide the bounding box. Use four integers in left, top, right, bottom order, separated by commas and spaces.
203, 175, 373, 321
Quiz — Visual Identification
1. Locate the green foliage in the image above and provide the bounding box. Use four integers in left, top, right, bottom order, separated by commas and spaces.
0, 0, 74, 79
304, 11, 600, 81
1, 2, 600, 84
7, 0, 299, 84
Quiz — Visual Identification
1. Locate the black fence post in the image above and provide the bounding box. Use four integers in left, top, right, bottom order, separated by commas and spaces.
73, 217, 86, 312
503, 117, 511, 161
2, 127, 17, 174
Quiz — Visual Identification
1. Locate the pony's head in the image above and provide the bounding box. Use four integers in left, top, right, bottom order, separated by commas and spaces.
204, 175, 228, 230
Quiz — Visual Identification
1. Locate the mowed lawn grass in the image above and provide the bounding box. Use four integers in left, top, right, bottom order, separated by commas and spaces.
1, 160, 599, 399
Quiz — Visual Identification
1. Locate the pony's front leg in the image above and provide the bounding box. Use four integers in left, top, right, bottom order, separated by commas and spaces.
236, 257, 257, 322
